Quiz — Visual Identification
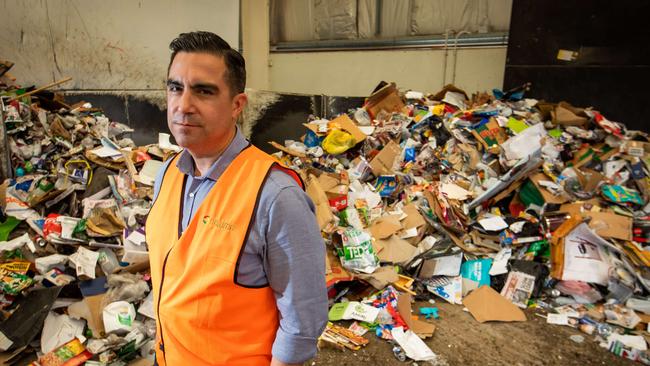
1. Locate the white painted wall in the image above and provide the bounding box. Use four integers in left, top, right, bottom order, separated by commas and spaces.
0, 0, 239, 90
268, 47, 507, 96
0, 1, 506, 97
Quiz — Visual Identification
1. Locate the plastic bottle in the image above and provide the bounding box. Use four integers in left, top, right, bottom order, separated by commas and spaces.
392, 345, 407, 362
27, 178, 54, 206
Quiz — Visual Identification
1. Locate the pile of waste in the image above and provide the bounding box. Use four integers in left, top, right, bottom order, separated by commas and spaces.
0, 60, 175, 365
270, 81, 650, 364
2, 53, 650, 365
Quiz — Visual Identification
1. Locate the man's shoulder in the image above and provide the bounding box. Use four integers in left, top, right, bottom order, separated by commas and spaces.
263, 168, 302, 193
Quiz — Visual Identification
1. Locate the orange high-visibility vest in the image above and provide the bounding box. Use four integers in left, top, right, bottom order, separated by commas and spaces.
146, 145, 304, 366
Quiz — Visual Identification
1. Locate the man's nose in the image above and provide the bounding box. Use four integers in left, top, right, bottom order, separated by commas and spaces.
177, 89, 195, 114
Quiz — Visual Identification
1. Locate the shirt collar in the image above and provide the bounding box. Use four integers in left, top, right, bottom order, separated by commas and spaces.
175, 125, 249, 181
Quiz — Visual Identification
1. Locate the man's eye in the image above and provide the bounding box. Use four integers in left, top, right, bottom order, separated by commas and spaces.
198, 89, 213, 95
168, 85, 182, 92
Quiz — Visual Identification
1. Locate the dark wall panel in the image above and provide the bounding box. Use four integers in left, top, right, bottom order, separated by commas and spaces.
504, 0, 650, 131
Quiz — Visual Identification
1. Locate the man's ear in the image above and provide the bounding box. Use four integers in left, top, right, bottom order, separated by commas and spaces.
231, 92, 248, 120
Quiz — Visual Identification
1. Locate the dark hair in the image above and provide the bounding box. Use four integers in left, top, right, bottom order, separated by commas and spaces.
168, 31, 246, 95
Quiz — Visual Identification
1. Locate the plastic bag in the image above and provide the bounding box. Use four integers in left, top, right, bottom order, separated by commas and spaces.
337, 228, 378, 274
322, 129, 356, 155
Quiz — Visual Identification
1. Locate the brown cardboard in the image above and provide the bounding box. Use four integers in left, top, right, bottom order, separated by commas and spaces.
551, 102, 588, 126
558, 205, 632, 241
369, 215, 402, 240
303, 122, 327, 137
318, 172, 349, 201
371, 236, 385, 254
68, 293, 106, 337
396, 292, 436, 338
578, 168, 606, 193
325, 249, 355, 288
457, 143, 480, 170
325, 250, 354, 287
356, 266, 399, 290
550, 215, 584, 280
306, 174, 336, 231
329, 114, 367, 144
472, 118, 507, 150
318, 173, 340, 191
369, 140, 401, 176
268, 141, 307, 158
375, 235, 417, 264
405, 225, 427, 246
529, 173, 570, 204
431, 84, 469, 101
365, 82, 406, 118
462, 286, 527, 323
121, 260, 150, 274
401, 204, 426, 230
0, 181, 7, 210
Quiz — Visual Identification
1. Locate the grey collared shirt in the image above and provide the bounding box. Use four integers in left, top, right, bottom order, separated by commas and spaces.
152, 127, 328, 364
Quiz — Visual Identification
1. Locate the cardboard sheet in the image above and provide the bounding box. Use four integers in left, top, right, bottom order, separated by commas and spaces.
365, 82, 406, 118
401, 204, 426, 230
396, 292, 436, 338
325, 250, 354, 287
529, 173, 570, 204
68, 294, 106, 337
268, 141, 307, 158
369, 140, 401, 176
356, 266, 399, 289
328, 114, 367, 144
419, 252, 463, 278
463, 286, 527, 323
559, 204, 633, 241
306, 174, 336, 231
376, 235, 417, 264
369, 215, 403, 240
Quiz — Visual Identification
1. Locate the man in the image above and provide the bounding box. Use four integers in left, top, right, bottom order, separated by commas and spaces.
147, 31, 328, 366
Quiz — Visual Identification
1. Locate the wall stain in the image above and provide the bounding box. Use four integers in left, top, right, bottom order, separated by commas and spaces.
44, 1, 62, 76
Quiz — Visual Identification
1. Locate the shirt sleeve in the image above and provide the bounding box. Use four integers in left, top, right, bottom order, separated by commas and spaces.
264, 182, 329, 364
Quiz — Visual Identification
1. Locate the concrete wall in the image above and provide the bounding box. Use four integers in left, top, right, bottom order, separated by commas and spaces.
0, 0, 239, 90
268, 47, 507, 96
242, 0, 270, 90
0, 0, 506, 97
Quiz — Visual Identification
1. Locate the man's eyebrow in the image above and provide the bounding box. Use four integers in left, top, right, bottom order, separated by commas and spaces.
166, 79, 182, 87
190, 82, 219, 91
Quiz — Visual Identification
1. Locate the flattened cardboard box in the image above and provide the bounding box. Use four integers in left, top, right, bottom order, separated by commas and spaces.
369, 140, 401, 176
559, 203, 633, 241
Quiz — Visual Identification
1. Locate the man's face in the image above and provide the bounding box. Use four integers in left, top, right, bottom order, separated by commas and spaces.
166, 52, 246, 157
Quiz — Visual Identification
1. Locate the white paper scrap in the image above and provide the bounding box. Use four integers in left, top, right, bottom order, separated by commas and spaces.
69, 246, 100, 279
90, 145, 122, 158
399, 227, 419, 239
546, 313, 569, 325
158, 133, 182, 152
342, 301, 380, 323
478, 216, 509, 231
138, 291, 156, 319
560, 223, 612, 285
439, 183, 472, 200
607, 333, 648, 351
0, 233, 33, 252
489, 247, 512, 276
392, 327, 438, 361
430, 252, 463, 277
40, 312, 85, 354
